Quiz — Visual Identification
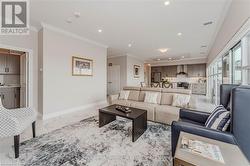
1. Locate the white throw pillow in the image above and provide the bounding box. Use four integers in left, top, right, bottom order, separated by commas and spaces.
144, 92, 159, 104
119, 90, 130, 100
172, 94, 191, 108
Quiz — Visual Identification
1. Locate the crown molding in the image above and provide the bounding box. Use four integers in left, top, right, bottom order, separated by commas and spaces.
208, 17, 250, 65
40, 22, 108, 49
207, 0, 233, 58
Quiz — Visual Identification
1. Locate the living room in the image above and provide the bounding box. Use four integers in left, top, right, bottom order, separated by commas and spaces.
0, 0, 250, 165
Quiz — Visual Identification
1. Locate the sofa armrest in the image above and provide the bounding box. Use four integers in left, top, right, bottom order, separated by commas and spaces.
171, 121, 236, 157
180, 108, 210, 124
108, 94, 119, 104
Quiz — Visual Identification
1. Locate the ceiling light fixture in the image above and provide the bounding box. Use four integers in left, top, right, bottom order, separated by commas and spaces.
164, 1, 170, 6
66, 18, 72, 23
148, 64, 151, 66
177, 32, 182, 36
158, 48, 168, 53
74, 12, 81, 18
168, 57, 172, 60
181, 56, 185, 58
128, 43, 132, 47
98, 29, 102, 33
157, 59, 161, 61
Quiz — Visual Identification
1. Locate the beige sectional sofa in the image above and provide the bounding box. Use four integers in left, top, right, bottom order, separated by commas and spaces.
109, 86, 195, 125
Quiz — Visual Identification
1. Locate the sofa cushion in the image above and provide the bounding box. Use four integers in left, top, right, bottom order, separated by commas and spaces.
144, 92, 160, 104
205, 105, 230, 131
119, 90, 130, 100
160, 93, 173, 105
155, 105, 180, 125
130, 101, 156, 121
128, 90, 140, 101
139, 88, 162, 102
172, 94, 190, 108
112, 99, 132, 107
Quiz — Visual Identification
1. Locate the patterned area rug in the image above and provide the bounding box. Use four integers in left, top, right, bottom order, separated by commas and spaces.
19, 117, 172, 166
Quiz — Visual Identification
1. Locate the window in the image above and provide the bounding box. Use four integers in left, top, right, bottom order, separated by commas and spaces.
232, 43, 242, 84
222, 53, 230, 83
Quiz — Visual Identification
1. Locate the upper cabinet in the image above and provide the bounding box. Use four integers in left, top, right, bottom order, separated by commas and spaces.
0, 54, 20, 75
164, 66, 177, 77
187, 64, 206, 77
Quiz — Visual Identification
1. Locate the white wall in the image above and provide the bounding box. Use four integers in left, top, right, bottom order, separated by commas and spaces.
0, 30, 38, 112
41, 27, 107, 117
208, 0, 250, 64
107, 55, 144, 88
126, 56, 144, 86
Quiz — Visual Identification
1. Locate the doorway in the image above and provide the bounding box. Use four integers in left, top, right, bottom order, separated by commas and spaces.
0, 47, 30, 108
107, 65, 120, 95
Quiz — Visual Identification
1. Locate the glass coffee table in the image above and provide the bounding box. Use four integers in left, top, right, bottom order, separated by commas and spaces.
99, 104, 147, 142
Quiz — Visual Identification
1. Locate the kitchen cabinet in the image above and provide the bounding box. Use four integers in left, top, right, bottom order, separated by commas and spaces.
0, 88, 20, 109
164, 66, 177, 77
0, 55, 6, 73
187, 64, 206, 77
0, 54, 20, 74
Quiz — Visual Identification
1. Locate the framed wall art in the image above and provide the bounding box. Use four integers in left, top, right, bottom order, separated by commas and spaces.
72, 56, 93, 76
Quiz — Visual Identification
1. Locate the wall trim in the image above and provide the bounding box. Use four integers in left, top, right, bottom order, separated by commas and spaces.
42, 100, 108, 120
208, 17, 250, 65
41, 22, 108, 49
206, 0, 233, 59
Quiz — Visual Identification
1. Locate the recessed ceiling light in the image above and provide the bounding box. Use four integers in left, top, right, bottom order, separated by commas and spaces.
74, 12, 81, 18
128, 43, 132, 47
181, 56, 185, 58
158, 48, 168, 53
168, 57, 172, 60
164, 1, 170, 6
177, 32, 182, 36
203, 21, 213, 26
66, 18, 72, 23
98, 29, 102, 33
157, 58, 161, 61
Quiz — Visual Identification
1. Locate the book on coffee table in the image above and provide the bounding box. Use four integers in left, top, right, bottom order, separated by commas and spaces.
180, 137, 224, 163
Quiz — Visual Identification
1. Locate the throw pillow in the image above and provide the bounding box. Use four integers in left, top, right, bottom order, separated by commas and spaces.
205, 105, 230, 131
144, 92, 159, 104
172, 94, 191, 108
119, 90, 130, 100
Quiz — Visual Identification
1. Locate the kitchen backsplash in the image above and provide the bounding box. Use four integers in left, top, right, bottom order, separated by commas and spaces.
0, 75, 20, 85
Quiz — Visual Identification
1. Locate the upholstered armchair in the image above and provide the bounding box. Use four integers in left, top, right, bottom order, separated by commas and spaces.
171, 84, 239, 157
0, 98, 37, 158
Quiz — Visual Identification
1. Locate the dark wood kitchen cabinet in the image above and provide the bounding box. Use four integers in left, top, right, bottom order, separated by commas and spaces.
187, 64, 206, 77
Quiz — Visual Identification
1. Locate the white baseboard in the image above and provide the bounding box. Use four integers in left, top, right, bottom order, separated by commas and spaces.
42, 100, 108, 120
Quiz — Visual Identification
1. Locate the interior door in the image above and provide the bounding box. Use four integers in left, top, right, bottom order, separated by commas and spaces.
107, 65, 120, 95
20, 53, 27, 107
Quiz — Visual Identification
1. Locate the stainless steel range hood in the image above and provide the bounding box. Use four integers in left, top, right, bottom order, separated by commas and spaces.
177, 65, 188, 76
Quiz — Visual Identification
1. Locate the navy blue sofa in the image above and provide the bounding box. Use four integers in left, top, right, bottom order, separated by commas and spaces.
171, 84, 239, 157
171, 85, 250, 162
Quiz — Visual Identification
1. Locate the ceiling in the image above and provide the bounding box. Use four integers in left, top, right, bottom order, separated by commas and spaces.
30, 0, 231, 62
